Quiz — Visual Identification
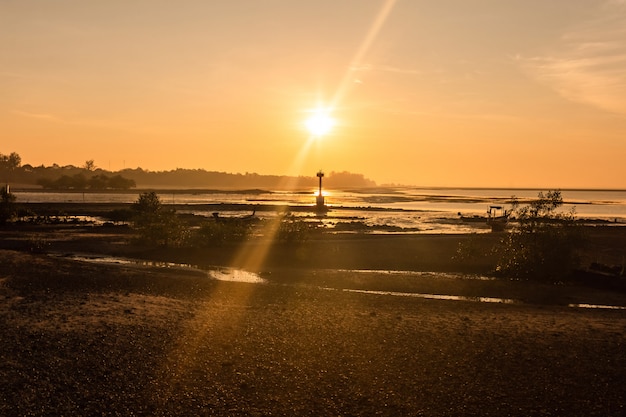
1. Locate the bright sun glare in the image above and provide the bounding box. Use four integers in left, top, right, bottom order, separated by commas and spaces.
305, 108, 335, 138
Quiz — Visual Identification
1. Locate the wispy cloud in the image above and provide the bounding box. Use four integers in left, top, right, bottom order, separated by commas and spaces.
11, 110, 160, 135
12, 110, 66, 123
351, 64, 422, 75
522, 2, 626, 115
0, 71, 29, 79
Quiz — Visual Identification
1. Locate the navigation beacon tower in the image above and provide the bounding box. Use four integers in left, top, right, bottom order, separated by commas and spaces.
316, 170, 326, 210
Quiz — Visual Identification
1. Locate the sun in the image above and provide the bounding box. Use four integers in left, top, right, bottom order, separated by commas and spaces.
304, 108, 335, 138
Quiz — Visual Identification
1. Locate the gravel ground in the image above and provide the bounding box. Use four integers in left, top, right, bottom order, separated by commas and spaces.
1, 250, 626, 416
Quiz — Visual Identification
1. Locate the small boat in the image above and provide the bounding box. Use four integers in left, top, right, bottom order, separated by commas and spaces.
486, 205, 510, 232
458, 212, 486, 223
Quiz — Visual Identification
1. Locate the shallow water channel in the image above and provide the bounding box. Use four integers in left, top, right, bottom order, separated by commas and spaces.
52, 253, 626, 310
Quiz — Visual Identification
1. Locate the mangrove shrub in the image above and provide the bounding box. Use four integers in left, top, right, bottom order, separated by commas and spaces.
132, 192, 183, 246
495, 190, 586, 281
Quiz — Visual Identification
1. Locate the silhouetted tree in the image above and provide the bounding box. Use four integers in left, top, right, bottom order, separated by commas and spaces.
108, 174, 136, 190
55, 175, 74, 189
0, 185, 16, 224
88, 175, 109, 190
0, 152, 21, 171
84, 159, 96, 171
36, 178, 54, 189
72, 173, 88, 190
133, 191, 161, 214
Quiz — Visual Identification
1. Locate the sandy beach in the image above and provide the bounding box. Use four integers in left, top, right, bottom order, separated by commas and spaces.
1, 218, 626, 415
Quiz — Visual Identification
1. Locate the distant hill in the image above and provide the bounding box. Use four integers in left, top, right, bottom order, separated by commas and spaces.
1, 153, 376, 190
115, 168, 376, 190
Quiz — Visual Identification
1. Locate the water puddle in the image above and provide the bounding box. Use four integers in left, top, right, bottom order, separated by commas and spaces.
332, 288, 517, 304
51, 253, 266, 284
337, 269, 495, 280
48, 253, 626, 309
208, 269, 266, 283
568, 303, 626, 310
64, 255, 134, 265
333, 288, 626, 310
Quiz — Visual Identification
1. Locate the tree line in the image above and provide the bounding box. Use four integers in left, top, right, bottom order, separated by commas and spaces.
1, 152, 136, 190
36, 174, 136, 190
0, 151, 377, 190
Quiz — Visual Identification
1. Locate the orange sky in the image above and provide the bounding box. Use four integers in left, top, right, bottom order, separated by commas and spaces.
2, 0, 626, 188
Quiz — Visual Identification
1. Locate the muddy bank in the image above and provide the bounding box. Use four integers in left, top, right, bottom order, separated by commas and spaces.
3, 220, 626, 277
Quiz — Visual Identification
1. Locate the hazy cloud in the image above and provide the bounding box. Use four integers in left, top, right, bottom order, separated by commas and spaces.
523, 3, 626, 114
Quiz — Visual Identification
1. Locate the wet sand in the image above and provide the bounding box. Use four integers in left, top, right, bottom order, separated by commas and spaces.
1, 222, 626, 415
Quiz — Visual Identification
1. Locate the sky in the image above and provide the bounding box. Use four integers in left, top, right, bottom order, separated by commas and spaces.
2, 0, 626, 188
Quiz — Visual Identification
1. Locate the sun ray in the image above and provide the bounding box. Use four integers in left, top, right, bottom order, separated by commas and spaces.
230, 0, 398, 279
330, 0, 397, 109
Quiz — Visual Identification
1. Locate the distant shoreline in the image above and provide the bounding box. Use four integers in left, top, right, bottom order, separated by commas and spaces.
9, 189, 626, 236
10, 185, 626, 192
